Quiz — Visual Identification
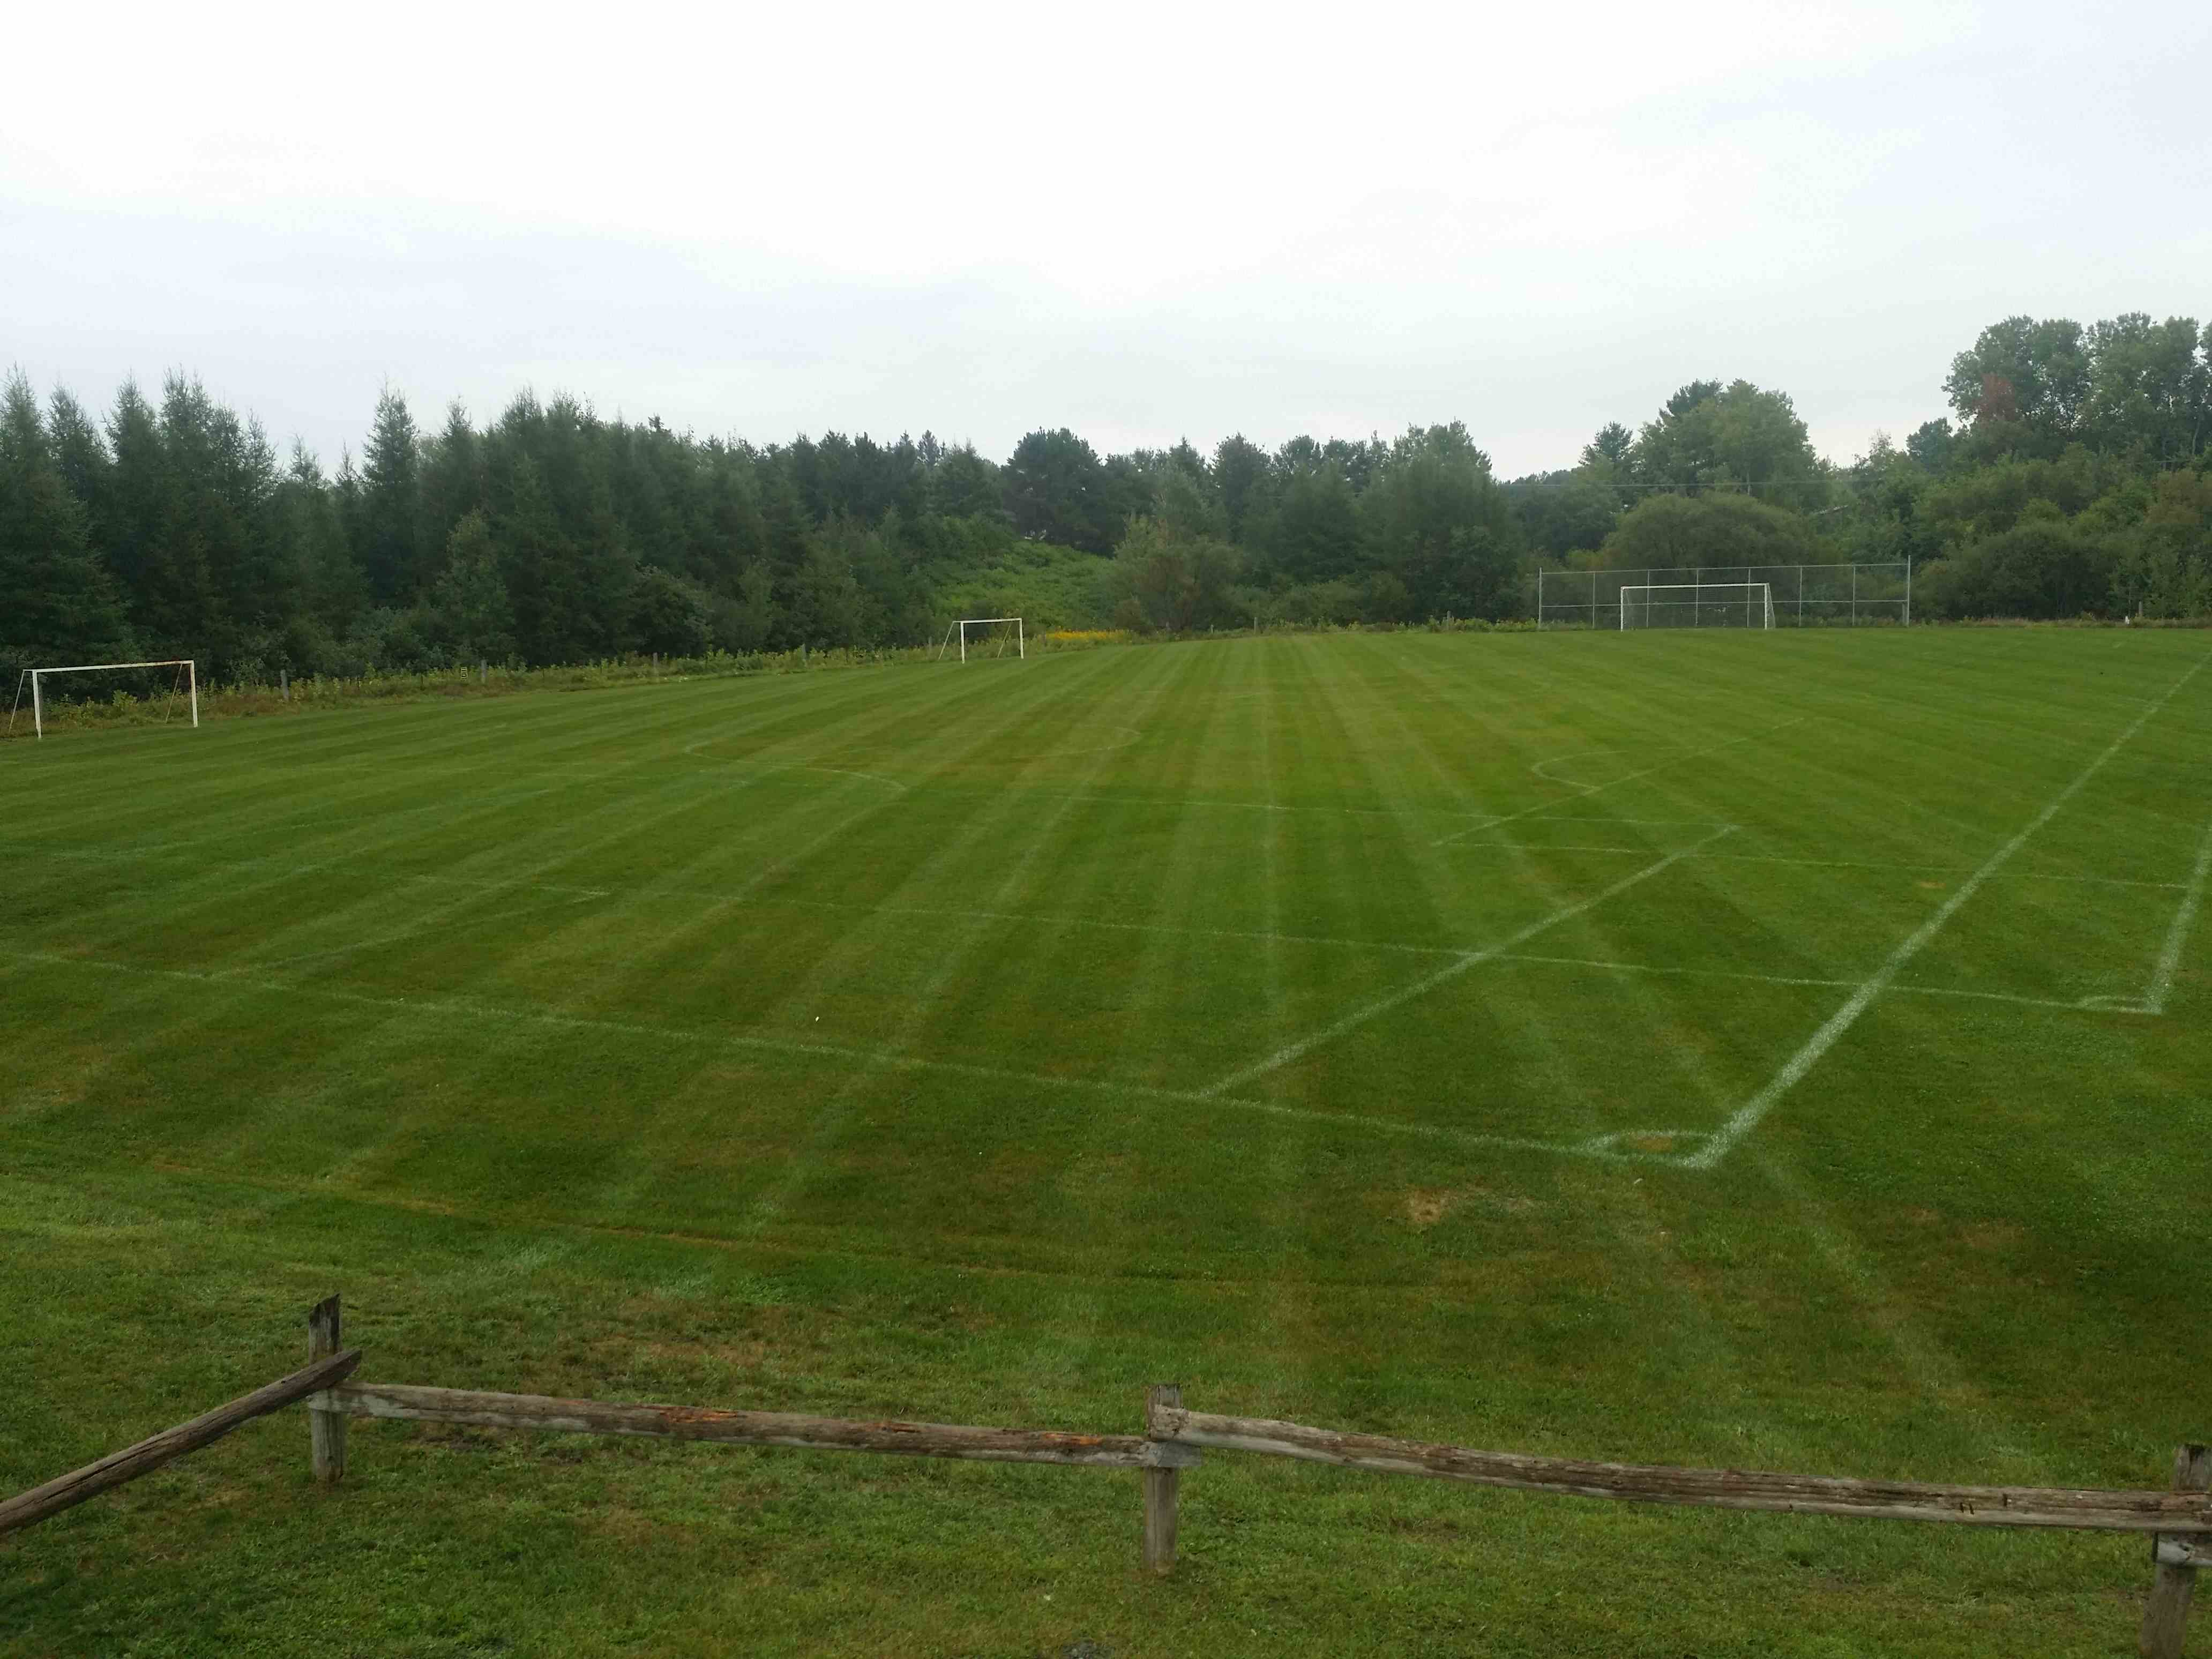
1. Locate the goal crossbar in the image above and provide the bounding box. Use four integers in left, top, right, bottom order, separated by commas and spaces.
1618, 584, 1774, 631
9, 660, 199, 741
936, 618, 1026, 663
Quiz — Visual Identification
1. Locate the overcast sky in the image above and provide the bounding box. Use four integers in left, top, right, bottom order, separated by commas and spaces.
4, 0, 2207, 478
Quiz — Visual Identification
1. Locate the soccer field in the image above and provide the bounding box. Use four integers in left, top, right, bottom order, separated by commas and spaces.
5, 627, 2211, 1656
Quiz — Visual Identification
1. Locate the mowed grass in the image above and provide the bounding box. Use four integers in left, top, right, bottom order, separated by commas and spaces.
3, 627, 2210, 1657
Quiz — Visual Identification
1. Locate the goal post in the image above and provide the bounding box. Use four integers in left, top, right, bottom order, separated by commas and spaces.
1618, 584, 1774, 631
935, 618, 1025, 662
8, 660, 199, 741
1538, 562, 1908, 629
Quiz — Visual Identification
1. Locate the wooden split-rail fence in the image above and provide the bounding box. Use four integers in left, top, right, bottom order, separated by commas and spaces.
4, 1296, 2208, 1657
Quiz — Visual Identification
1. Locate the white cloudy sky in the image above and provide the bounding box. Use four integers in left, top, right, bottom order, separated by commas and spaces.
4, 0, 2207, 477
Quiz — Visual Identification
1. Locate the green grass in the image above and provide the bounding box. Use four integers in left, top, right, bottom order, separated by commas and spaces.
4, 627, 2210, 1657
927, 537, 1114, 631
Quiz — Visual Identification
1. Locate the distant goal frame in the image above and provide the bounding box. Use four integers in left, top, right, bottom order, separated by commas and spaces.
1618, 582, 1774, 631
936, 618, 1026, 663
8, 660, 200, 741
1537, 561, 1911, 630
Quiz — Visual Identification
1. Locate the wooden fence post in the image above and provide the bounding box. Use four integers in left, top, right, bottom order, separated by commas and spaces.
308, 1295, 347, 1486
2141, 1444, 2210, 1659
1143, 1384, 1181, 1574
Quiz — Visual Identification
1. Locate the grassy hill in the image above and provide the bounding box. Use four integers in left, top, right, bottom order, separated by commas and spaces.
926, 536, 1112, 633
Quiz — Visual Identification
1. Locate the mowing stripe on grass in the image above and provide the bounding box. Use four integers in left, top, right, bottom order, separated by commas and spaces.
1198, 825, 1738, 1098
1691, 649, 2212, 1168
12, 838, 2160, 1018
735, 648, 1200, 1230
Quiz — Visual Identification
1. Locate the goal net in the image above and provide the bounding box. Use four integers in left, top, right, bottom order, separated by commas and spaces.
935, 617, 1026, 662
8, 659, 200, 741
1618, 584, 1774, 631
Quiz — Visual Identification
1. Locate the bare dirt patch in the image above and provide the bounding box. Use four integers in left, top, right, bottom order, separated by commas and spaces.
1401, 1186, 1536, 1229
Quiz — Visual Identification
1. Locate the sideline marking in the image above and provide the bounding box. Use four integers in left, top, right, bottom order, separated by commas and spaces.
0, 945, 1653, 1165
2143, 809, 2212, 1014
1199, 826, 1737, 1098
1690, 651, 2212, 1169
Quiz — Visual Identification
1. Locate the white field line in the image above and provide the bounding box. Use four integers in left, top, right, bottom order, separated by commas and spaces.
14, 838, 2183, 893
1431, 718, 1804, 847
1521, 816, 1740, 827
1491, 953, 2113, 1014
0, 945, 1633, 1165
999, 788, 1496, 824
8, 903, 2146, 1187
1690, 651, 2212, 1169
1199, 826, 1738, 1098
244, 883, 610, 971
1444, 842, 1669, 855
1482, 845, 2189, 892
2143, 809, 2212, 1013
13, 840, 2163, 1015
1690, 851, 2185, 891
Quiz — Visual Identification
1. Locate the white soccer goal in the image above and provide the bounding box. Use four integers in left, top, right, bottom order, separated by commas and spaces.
1619, 584, 1774, 631
935, 617, 1025, 662
8, 660, 199, 741
1538, 562, 1908, 629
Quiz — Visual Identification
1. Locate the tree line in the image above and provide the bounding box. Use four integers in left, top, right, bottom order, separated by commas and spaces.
5, 308, 2210, 686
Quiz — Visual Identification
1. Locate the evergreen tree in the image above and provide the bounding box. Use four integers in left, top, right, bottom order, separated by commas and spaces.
281, 443, 367, 641
427, 510, 517, 663
0, 371, 133, 684
47, 389, 110, 514
102, 379, 175, 644
492, 454, 570, 664
356, 386, 424, 604
417, 400, 484, 577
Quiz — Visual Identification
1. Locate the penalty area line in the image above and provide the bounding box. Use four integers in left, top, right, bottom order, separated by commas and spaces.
1199, 825, 1737, 1098
1493, 952, 2129, 1014
1690, 649, 2212, 1169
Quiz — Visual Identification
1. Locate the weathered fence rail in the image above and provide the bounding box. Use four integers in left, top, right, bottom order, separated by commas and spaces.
326, 1381, 1197, 1469
3, 1296, 2204, 1658
0, 1348, 360, 1541
1147, 1402, 2212, 1534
